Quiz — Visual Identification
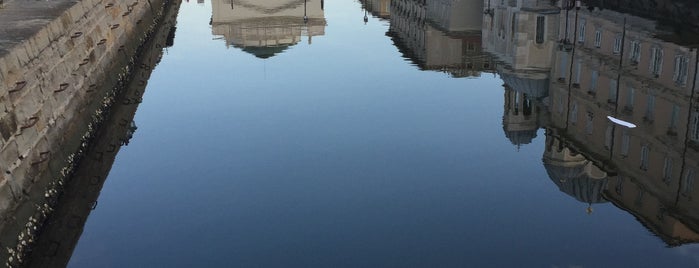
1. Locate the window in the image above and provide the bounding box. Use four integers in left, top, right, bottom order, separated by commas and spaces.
613, 34, 622, 54
578, 19, 586, 43
674, 55, 689, 85
645, 94, 655, 122
609, 79, 618, 103
641, 145, 650, 171
594, 30, 602, 47
571, 102, 578, 124
621, 129, 630, 156
630, 41, 641, 63
682, 169, 695, 196
536, 16, 545, 44
650, 47, 663, 76
663, 157, 673, 185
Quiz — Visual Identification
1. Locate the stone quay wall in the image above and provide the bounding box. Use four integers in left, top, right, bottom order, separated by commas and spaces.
0, 0, 175, 265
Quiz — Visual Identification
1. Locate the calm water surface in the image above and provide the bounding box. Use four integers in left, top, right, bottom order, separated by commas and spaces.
65, 0, 699, 267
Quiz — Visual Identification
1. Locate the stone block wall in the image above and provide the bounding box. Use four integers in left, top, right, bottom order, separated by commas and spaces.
0, 0, 173, 264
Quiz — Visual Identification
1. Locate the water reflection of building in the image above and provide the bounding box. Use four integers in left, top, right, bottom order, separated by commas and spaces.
482, 0, 560, 147
362, 0, 390, 21
537, 1, 699, 246
387, 0, 495, 78
211, 0, 326, 58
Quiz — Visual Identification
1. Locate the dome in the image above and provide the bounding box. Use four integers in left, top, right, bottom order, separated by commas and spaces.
544, 162, 610, 204
238, 45, 291, 59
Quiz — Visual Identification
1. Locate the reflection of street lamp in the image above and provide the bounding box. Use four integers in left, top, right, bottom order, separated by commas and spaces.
303, 0, 308, 23
484, 0, 494, 17
362, 0, 368, 24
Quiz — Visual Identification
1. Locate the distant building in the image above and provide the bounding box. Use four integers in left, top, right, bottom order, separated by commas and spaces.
387, 0, 495, 78
363, 0, 391, 21
210, 0, 326, 58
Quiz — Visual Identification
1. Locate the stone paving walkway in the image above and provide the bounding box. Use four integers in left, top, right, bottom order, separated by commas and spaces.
0, 0, 78, 58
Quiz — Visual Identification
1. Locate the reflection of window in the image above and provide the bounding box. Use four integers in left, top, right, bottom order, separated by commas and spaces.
621, 129, 630, 156
594, 30, 602, 47
613, 34, 622, 54
615, 177, 624, 196
575, 59, 582, 84
663, 157, 673, 185
590, 70, 598, 93
536, 16, 545, 44
630, 41, 641, 63
657, 206, 667, 222
625, 87, 635, 111
578, 19, 586, 43
571, 102, 578, 124
645, 94, 655, 122
608, 79, 618, 103
641, 145, 650, 171
674, 55, 689, 85
692, 112, 699, 142
635, 187, 645, 207
559, 55, 568, 80
682, 169, 695, 196
586, 112, 594, 135
556, 95, 564, 115
650, 47, 663, 76
604, 124, 613, 149
670, 104, 680, 131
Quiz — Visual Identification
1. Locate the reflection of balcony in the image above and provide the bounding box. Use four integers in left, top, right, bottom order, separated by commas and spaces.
643, 115, 654, 124
667, 127, 678, 137
621, 106, 634, 115
558, 40, 574, 52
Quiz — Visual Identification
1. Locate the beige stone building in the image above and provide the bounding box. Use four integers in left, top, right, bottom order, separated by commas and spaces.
211, 0, 326, 58
545, 1, 699, 245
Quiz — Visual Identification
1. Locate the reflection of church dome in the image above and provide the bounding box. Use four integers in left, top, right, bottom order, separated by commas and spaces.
503, 128, 537, 146
499, 72, 549, 99
237, 45, 291, 59
544, 162, 609, 204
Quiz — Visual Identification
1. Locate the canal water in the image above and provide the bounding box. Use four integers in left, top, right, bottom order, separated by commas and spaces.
62, 0, 699, 267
